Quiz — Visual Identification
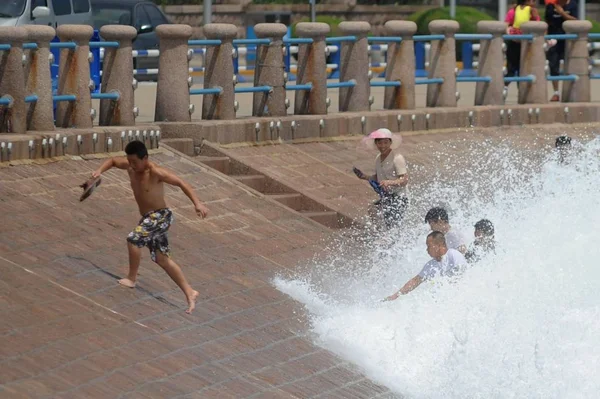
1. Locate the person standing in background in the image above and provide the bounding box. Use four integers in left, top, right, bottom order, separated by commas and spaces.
546, 0, 579, 101
504, 0, 541, 98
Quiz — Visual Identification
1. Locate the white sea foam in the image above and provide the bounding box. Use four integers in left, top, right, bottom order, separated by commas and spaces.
273, 135, 600, 398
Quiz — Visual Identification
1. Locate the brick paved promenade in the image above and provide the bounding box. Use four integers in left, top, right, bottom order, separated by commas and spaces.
0, 148, 396, 398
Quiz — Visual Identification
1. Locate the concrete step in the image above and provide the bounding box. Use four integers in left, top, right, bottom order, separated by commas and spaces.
197, 156, 230, 175
299, 210, 340, 229
162, 138, 194, 156
232, 174, 266, 192
267, 193, 303, 211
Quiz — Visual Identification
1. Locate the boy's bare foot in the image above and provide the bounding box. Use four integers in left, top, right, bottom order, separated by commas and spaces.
186, 290, 199, 314
118, 278, 136, 288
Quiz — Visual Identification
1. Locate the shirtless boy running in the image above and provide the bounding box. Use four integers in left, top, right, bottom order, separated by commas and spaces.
91, 140, 209, 314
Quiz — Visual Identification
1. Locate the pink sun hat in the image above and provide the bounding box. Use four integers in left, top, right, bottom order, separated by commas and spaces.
359, 128, 403, 151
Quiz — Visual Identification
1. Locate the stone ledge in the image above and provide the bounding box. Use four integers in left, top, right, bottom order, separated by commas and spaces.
157, 102, 600, 146
3, 103, 597, 162
0, 124, 160, 163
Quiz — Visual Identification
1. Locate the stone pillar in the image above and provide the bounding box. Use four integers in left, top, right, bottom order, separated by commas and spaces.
338, 21, 371, 112
0, 27, 28, 133
253, 23, 287, 117
99, 25, 137, 126
427, 20, 459, 108
55, 25, 94, 129
562, 20, 593, 103
519, 22, 548, 104
24, 26, 56, 132
383, 21, 417, 110
294, 22, 330, 115
202, 23, 237, 120
155, 24, 192, 122
474, 21, 507, 106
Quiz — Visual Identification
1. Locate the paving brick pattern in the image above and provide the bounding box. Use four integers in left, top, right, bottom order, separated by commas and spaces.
0, 150, 398, 398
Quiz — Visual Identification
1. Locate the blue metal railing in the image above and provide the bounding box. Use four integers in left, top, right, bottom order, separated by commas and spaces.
233, 39, 271, 46
503, 34, 534, 41
0, 44, 11, 51
53, 95, 77, 102
504, 75, 535, 83
416, 78, 444, 85
25, 95, 38, 103
545, 34, 578, 40
547, 74, 578, 82
91, 92, 120, 100
0, 97, 12, 106
457, 76, 492, 83
327, 80, 357, 89
189, 39, 222, 46
326, 36, 357, 43
285, 84, 313, 91
456, 34, 493, 41
190, 87, 224, 96
50, 42, 77, 49
23, 43, 38, 50
284, 38, 313, 45
234, 85, 272, 93
371, 81, 401, 87
368, 37, 403, 43
90, 42, 119, 48
414, 35, 445, 42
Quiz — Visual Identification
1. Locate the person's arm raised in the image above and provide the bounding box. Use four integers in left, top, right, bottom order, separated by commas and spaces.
153, 167, 209, 218
92, 157, 129, 178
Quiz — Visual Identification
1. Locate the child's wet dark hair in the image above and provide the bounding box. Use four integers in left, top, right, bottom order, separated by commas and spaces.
475, 219, 495, 236
425, 207, 449, 223
555, 135, 572, 148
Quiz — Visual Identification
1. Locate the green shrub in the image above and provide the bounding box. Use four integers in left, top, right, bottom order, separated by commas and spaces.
291, 15, 345, 38
407, 6, 494, 35
407, 6, 494, 61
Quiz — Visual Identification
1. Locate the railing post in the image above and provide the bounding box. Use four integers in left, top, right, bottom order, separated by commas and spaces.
253, 23, 287, 117
202, 24, 237, 120
155, 25, 192, 122
519, 22, 548, 104
338, 21, 371, 112
24, 26, 56, 132
384, 20, 417, 110
0, 27, 28, 133
475, 21, 507, 106
562, 20, 592, 103
427, 20, 459, 108
294, 22, 330, 115
99, 25, 137, 126
55, 25, 94, 128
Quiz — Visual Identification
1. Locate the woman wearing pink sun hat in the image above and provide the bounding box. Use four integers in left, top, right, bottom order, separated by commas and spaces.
354, 128, 409, 229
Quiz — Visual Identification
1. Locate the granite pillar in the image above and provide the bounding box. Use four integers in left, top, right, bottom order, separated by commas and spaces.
383, 20, 417, 110
99, 25, 137, 126
294, 22, 330, 115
